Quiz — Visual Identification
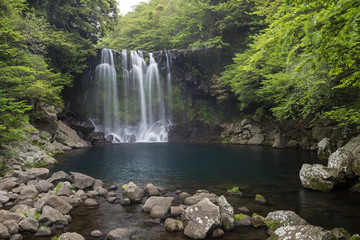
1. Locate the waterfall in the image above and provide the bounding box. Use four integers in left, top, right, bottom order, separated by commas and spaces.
88, 49, 172, 143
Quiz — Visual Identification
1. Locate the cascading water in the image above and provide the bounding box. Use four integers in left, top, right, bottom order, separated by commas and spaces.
88, 49, 172, 143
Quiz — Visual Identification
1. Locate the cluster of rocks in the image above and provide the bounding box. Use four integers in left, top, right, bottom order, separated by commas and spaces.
0, 168, 111, 239
220, 119, 355, 152
300, 134, 360, 192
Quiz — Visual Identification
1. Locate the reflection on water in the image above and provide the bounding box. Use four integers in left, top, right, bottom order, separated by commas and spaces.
46, 143, 360, 236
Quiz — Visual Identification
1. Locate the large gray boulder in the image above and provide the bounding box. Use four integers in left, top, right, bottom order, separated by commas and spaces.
265, 210, 308, 231
19, 217, 39, 232
184, 193, 217, 205
17, 185, 39, 201
54, 120, 90, 148
299, 164, 343, 192
328, 148, 355, 175
59, 232, 85, 240
24, 168, 49, 179
0, 178, 18, 191
71, 172, 95, 190
57, 181, 73, 197
183, 198, 221, 239
4, 220, 19, 235
107, 228, 135, 240
122, 182, 145, 203
217, 195, 234, 231
0, 223, 10, 239
0, 210, 25, 224
44, 195, 73, 214
143, 196, 174, 219
248, 134, 264, 145
47, 171, 72, 184
38, 206, 68, 226
144, 183, 160, 196
317, 138, 333, 160
35, 180, 53, 193
268, 225, 336, 240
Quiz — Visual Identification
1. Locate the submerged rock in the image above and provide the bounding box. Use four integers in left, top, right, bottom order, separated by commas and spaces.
234, 214, 251, 227
183, 198, 221, 239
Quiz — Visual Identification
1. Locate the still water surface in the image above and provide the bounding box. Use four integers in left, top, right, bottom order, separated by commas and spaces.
48, 143, 360, 238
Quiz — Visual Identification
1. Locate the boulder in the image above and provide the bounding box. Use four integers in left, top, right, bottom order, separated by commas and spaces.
0, 178, 18, 191
84, 198, 98, 207
312, 127, 332, 141
10, 234, 22, 240
265, 211, 308, 231
35, 180, 53, 193
254, 194, 266, 204
317, 138, 333, 160
184, 193, 217, 205
35, 226, 51, 236
54, 120, 90, 148
71, 172, 95, 189
38, 206, 68, 226
170, 206, 184, 217
123, 182, 145, 203
4, 220, 19, 234
0, 210, 25, 223
234, 214, 251, 227
268, 225, 336, 240
331, 228, 351, 240
44, 195, 73, 214
143, 196, 174, 219
24, 168, 49, 179
144, 183, 160, 196
47, 171, 72, 184
93, 179, 104, 188
164, 218, 184, 232
107, 228, 135, 240
59, 232, 85, 240
183, 198, 221, 239
87, 190, 99, 198
212, 228, 224, 238
272, 132, 286, 148
10, 204, 37, 218
217, 195, 234, 231
0, 194, 9, 204
251, 215, 265, 228
57, 181, 73, 197
19, 217, 39, 232
17, 185, 39, 201
90, 230, 103, 237
328, 148, 355, 175
0, 223, 10, 239
299, 164, 343, 192
238, 206, 250, 214
248, 134, 265, 145
95, 186, 107, 196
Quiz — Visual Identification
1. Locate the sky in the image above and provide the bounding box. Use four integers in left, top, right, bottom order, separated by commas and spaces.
117, 0, 150, 15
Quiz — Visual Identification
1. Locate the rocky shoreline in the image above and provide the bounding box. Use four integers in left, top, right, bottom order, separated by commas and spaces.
0, 167, 359, 240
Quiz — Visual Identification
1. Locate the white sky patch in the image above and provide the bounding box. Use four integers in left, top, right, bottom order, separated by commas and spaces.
117, 0, 150, 15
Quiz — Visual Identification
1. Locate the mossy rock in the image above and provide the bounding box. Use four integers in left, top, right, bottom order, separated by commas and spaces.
255, 194, 266, 204
350, 183, 360, 193
234, 213, 247, 220
265, 220, 282, 232
350, 234, 360, 240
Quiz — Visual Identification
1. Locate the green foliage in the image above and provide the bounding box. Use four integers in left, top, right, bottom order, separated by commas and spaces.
220, 0, 360, 128
101, 0, 263, 51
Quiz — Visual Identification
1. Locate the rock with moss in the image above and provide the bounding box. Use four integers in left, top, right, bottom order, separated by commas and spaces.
299, 164, 343, 192
350, 234, 360, 240
254, 194, 266, 204
268, 225, 336, 240
350, 183, 360, 192
183, 198, 221, 239
265, 211, 308, 232
217, 195, 234, 231
234, 213, 251, 226
122, 182, 145, 203
164, 218, 184, 232
331, 228, 351, 239
251, 214, 265, 228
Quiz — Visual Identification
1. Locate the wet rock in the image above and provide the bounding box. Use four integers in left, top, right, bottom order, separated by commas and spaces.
120, 198, 131, 206
217, 195, 234, 231
0, 210, 25, 224
123, 182, 145, 203
170, 206, 184, 217
268, 225, 336, 240
38, 206, 68, 226
71, 172, 95, 190
90, 230, 104, 237
57, 181, 73, 197
45, 195, 73, 214
164, 218, 184, 232
299, 164, 343, 192
144, 183, 160, 196
59, 232, 85, 240
212, 228, 224, 238
107, 197, 119, 203
184, 193, 217, 205
84, 198, 98, 206
0, 223, 10, 239
19, 217, 39, 232
107, 228, 135, 240
47, 171, 72, 184
4, 220, 18, 234
265, 211, 308, 232
328, 148, 355, 175
10, 234, 22, 240
35, 226, 52, 236
178, 192, 191, 201
238, 206, 250, 214
143, 196, 174, 219
35, 180, 53, 193
234, 214, 251, 227
183, 198, 221, 239
254, 194, 266, 204
251, 215, 265, 228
